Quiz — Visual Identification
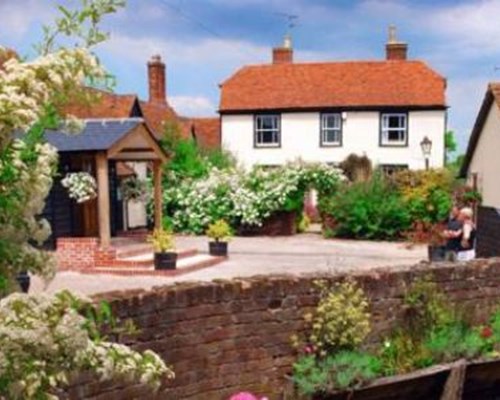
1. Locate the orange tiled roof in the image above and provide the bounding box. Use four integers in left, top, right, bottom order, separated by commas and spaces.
64, 89, 139, 119
220, 60, 446, 112
190, 118, 220, 149
139, 100, 191, 140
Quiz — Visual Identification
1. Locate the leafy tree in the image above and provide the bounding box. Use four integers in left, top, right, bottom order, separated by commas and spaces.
445, 130, 458, 165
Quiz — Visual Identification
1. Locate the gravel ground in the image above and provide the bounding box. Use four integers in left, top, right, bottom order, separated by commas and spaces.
30, 233, 427, 296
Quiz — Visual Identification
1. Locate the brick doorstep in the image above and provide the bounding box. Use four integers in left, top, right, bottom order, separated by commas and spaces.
77, 255, 225, 277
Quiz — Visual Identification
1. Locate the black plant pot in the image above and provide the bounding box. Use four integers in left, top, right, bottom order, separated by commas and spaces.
209, 241, 228, 257
428, 245, 446, 262
154, 252, 177, 270
16, 270, 30, 293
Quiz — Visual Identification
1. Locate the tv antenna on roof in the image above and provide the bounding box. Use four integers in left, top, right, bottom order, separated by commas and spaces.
274, 12, 299, 34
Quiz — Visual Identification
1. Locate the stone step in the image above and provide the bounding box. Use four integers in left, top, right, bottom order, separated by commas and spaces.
114, 248, 198, 268
88, 254, 225, 277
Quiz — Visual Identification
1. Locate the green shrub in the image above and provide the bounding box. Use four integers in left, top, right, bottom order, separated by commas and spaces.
404, 278, 455, 335
293, 351, 381, 395
380, 330, 432, 376
425, 323, 487, 362
321, 174, 411, 240
305, 281, 370, 353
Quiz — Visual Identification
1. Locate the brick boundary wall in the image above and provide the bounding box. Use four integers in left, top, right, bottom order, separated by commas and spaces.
63, 258, 500, 400
477, 206, 500, 258
56, 238, 117, 269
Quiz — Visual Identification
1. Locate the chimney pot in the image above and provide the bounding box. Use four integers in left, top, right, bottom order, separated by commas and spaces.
385, 25, 408, 60
272, 35, 294, 64
148, 54, 166, 104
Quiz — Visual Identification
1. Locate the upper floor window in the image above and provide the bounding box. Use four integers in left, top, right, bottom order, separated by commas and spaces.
254, 114, 280, 148
320, 113, 342, 146
380, 113, 408, 146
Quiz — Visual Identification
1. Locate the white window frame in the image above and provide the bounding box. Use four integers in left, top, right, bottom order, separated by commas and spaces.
380, 113, 408, 146
320, 113, 342, 147
254, 114, 281, 148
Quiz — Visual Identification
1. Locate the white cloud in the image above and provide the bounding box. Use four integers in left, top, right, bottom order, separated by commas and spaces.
100, 33, 270, 68
169, 95, 216, 116
427, 0, 500, 56
0, 0, 53, 38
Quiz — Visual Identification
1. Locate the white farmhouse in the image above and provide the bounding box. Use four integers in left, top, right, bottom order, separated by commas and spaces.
220, 28, 447, 171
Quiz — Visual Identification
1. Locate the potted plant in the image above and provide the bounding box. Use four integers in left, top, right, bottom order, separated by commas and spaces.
147, 229, 177, 269
206, 220, 232, 257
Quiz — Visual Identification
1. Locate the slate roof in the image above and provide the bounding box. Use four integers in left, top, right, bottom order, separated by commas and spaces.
45, 119, 142, 152
460, 82, 500, 177
219, 60, 447, 112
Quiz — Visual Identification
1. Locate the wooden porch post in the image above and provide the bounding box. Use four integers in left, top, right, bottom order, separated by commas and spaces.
153, 160, 163, 230
96, 152, 111, 247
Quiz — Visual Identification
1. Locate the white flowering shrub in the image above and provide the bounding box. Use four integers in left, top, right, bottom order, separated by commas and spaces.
163, 162, 344, 234
61, 172, 98, 203
0, 1, 174, 398
0, 291, 173, 399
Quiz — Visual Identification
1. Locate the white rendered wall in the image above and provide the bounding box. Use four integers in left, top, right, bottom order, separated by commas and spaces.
468, 104, 500, 208
221, 110, 446, 170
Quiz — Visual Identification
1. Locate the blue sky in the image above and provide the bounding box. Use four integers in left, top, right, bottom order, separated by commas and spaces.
1, 0, 500, 153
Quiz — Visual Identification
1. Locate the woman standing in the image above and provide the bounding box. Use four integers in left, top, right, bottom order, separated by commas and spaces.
457, 207, 476, 261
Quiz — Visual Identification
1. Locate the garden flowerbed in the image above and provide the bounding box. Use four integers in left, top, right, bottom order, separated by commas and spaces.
291, 278, 500, 399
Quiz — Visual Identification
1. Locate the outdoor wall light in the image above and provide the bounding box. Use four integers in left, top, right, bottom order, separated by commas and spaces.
420, 136, 432, 170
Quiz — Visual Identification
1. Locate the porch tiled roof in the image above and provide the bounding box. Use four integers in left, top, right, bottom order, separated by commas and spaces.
45, 119, 142, 152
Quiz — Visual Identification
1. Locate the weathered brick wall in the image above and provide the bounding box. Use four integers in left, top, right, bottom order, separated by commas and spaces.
477, 206, 500, 258
65, 259, 500, 400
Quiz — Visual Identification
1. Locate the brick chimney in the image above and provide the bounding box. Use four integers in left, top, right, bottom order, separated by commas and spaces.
385, 25, 408, 61
148, 54, 166, 104
272, 34, 293, 64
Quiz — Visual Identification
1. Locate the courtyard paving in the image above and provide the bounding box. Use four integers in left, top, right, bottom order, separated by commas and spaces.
30, 233, 427, 295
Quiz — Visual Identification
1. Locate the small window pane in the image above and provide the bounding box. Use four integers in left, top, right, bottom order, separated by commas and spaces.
255, 115, 280, 147
321, 113, 342, 146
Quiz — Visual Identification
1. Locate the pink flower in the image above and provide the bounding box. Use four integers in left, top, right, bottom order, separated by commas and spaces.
304, 345, 313, 354
229, 393, 259, 400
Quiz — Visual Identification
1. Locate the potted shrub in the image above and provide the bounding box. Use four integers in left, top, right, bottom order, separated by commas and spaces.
147, 229, 176, 269
206, 219, 232, 257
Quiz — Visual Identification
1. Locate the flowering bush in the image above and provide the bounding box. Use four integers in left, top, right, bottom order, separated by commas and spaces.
61, 171, 97, 203
0, 2, 174, 398
0, 291, 173, 399
163, 162, 344, 234
304, 280, 371, 354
